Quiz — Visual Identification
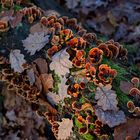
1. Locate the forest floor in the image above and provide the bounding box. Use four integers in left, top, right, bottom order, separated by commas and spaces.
0, 0, 140, 140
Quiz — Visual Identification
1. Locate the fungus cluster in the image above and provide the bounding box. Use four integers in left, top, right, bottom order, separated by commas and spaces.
1, 0, 14, 9
0, 2, 132, 140
127, 77, 140, 116
20, 6, 42, 23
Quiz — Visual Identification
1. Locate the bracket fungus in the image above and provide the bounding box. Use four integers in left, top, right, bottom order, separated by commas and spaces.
0, 2, 138, 140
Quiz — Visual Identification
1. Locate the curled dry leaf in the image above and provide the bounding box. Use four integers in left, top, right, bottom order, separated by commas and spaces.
22, 32, 50, 55
95, 107, 126, 128
32, 58, 53, 93
39, 74, 54, 93
33, 58, 48, 74
114, 118, 140, 140
120, 81, 134, 94
47, 76, 70, 105
30, 23, 49, 34
95, 84, 118, 111
27, 68, 35, 85
50, 49, 73, 77
10, 49, 26, 73
9, 11, 23, 28
57, 118, 73, 140
47, 92, 61, 105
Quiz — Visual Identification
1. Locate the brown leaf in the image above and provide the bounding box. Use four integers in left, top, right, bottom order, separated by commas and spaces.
30, 23, 49, 34
39, 74, 54, 93
9, 11, 23, 28
33, 58, 48, 74
114, 118, 140, 140
120, 81, 134, 94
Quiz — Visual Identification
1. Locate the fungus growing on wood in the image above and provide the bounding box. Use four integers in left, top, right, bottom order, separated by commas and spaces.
1, 0, 14, 9
88, 48, 103, 64
67, 37, 86, 50
72, 50, 86, 68
129, 88, 140, 99
98, 40, 127, 60
127, 101, 135, 113
97, 64, 117, 84
0, 18, 9, 32
68, 84, 80, 98
20, 6, 42, 23
131, 77, 139, 87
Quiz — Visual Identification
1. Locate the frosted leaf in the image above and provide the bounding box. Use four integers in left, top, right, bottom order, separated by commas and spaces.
50, 49, 72, 77
22, 32, 50, 55
95, 84, 118, 111
47, 76, 70, 105
10, 49, 26, 73
95, 107, 126, 128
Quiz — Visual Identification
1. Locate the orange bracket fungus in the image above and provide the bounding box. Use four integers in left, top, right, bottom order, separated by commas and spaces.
0, 2, 138, 140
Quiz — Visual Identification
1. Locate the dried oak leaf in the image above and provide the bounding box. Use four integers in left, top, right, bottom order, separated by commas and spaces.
57, 118, 73, 140
114, 118, 140, 140
95, 107, 126, 128
33, 58, 48, 74
30, 23, 49, 34
120, 81, 134, 94
95, 84, 118, 111
50, 49, 72, 77
10, 49, 26, 73
47, 76, 70, 105
9, 11, 23, 28
47, 92, 61, 105
27, 68, 35, 85
39, 73, 54, 93
22, 32, 50, 55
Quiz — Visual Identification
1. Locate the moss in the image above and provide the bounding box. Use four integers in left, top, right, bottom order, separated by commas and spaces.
75, 118, 83, 128
102, 57, 128, 77
75, 118, 95, 140
124, 44, 138, 54
89, 124, 95, 129
87, 82, 96, 91
79, 98, 86, 104
82, 133, 95, 140
14, 4, 23, 11
102, 57, 130, 105
52, 72, 61, 93
0, 95, 4, 102
128, 64, 140, 76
